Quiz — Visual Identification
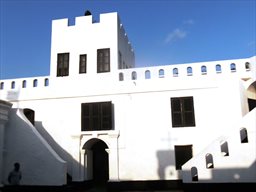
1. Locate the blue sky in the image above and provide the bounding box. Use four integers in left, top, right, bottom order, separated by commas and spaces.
0, 0, 255, 79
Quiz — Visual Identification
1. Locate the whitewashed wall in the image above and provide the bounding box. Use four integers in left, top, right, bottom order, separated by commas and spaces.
0, 11, 255, 185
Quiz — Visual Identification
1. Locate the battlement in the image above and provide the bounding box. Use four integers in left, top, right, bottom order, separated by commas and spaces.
118, 56, 256, 81
52, 12, 118, 29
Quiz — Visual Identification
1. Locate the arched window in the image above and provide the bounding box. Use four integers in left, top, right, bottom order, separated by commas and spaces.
240, 128, 248, 143
145, 70, 151, 79
187, 67, 193, 76
119, 73, 124, 81
216, 64, 222, 73
44, 78, 49, 86
22, 80, 27, 88
245, 62, 250, 71
0, 82, 4, 90
201, 66, 207, 74
33, 79, 38, 87
11, 81, 15, 89
220, 140, 229, 156
131, 71, 137, 80
159, 69, 165, 78
173, 68, 178, 77
230, 63, 236, 72
205, 153, 214, 169
191, 167, 198, 181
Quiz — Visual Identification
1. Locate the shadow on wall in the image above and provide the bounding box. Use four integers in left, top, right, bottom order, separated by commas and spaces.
156, 150, 177, 180
4, 108, 82, 186
35, 121, 76, 183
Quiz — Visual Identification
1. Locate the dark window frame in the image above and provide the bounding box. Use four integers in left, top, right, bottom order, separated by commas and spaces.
57, 53, 69, 77
171, 97, 196, 127
81, 101, 113, 131
97, 48, 110, 73
79, 54, 87, 74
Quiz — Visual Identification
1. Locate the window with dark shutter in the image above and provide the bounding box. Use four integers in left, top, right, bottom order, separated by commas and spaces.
79, 54, 87, 73
81, 102, 113, 131
57, 53, 69, 76
171, 97, 195, 127
97, 48, 110, 73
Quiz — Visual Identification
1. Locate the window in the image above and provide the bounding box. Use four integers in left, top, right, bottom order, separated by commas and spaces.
220, 141, 229, 156
175, 145, 193, 170
159, 69, 165, 78
173, 68, 178, 77
145, 70, 151, 79
97, 48, 110, 73
230, 63, 236, 72
245, 62, 250, 71
11, 81, 15, 89
240, 128, 248, 143
0, 82, 4, 90
201, 66, 207, 74
57, 53, 69, 76
81, 102, 113, 131
33, 79, 38, 87
187, 67, 193, 76
79, 54, 87, 73
44, 78, 49, 86
119, 73, 124, 81
171, 97, 195, 127
216, 64, 222, 73
205, 153, 214, 168
132, 71, 137, 80
22, 80, 27, 88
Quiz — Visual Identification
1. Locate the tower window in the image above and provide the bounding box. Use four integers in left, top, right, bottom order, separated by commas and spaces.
97, 48, 110, 73
79, 54, 87, 74
171, 97, 196, 127
57, 53, 69, 77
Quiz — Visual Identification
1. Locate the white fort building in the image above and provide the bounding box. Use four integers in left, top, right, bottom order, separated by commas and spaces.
0, 11, 255, 188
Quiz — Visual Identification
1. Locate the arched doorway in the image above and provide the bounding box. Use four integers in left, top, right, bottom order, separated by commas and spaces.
23, 108, 35, 125
83, 139, 109, 185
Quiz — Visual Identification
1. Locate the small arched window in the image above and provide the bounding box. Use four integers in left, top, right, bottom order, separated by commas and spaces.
191, 167, 198, 181
145, 70, 151, 79
205, 153, 214, 169
22, 80, 27, 88
131, 71, 137, 80
159, 69, 165, 78
33, 79, 38, 87
0, 82, 4, 90
220, 140, 229, 156
119, 73, 124, 81
216, 64, 222, 73
230, 63, 236, 72
11, 81, 15, 89
240, 127, 248, 143
201, 66, 207, 74
173, 68, 178, 77
44, 78, 49, 86
245, 62, 250, 71
187, 67, 193, 76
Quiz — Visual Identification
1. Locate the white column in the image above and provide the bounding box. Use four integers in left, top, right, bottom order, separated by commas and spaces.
106, 147, 119, 181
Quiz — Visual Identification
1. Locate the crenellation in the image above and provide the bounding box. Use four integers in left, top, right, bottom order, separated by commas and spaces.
118, 58, 255, 81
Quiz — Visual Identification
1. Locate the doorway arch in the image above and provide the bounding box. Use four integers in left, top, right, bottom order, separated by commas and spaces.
83, 139, 109, 184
